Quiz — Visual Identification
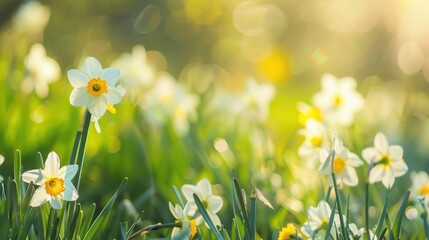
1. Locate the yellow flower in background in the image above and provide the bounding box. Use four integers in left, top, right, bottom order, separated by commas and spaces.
362, 132, 408, 188
312, 74, 364, 127
278, 223, 298, 240
169, 202, 198, 238
297, 102, 323, 126
22, 44, 60, 98
68, 57, 125, 119
22, 152, 78, 209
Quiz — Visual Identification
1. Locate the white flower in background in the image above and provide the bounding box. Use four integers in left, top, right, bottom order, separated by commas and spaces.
348, 223, 377, 240
22, 44, 60, 98
111, 45, 155, 100
362, 132, 408, 188
141, 73, 199, 136
181, 178, 223, 227
410, 171, 429, 203
22, 152, 78, 209
298, 119, 330, 167
301, 200, 341, 238
68, 57, 126, 119
312, 74, 364, 127
239, 77, 276, 121
12, 1, 50, 34
169, 202, 198, 238
319, 136, 363, 187
0, 154, 4, 182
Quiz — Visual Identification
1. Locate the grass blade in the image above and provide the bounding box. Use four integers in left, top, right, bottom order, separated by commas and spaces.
83, 177, 128, 240
193, 193, 224, 240
324, 199, 337, 240
393, 190, 410, 239
249, 189, 256, 240
233, 178, 253, 240
13, 150, 22, 203
374, 190, 389, 238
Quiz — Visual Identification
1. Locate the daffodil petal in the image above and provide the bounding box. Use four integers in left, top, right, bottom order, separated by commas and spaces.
70, 88, 92, 106
100, 68, 120, 85
381, 169, 395, 188
342, 167, 358, 186
49, 196, 62, 209
104, 87, 123, 104
389, 146, 403, 160
362, 148, 377, 163
169, 202, 180, 219
207, 210, 221, 227
88, 96, 107, 119
196, 178, 212, 197
374, 132, 389, 154
171, 227, 181, 237
58, 165, 78, 181
208, 196, 223, 213
63, 181, 79, 201
67, 69, 89, 88
181, 184, 197, 201
83, 57, 102, 78
0, 155, 4, 165
30, 187, 48, 207
44, 152, 60, 176
22, 169, 44, 185
369, 166, 384, 184
392, 161, 408, 177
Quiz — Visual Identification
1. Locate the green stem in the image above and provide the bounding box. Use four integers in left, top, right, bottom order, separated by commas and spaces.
73, 109, 92, 191
128, 222, 181, 239
365, 164, 374, 240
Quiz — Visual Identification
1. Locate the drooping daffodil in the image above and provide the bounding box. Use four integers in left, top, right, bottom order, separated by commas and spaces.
67, 57, 125, 119
22, 152, 78, 209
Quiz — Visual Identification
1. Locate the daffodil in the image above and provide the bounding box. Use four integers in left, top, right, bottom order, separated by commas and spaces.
319, 136, 363, 187
348, 223, 377, 240
298, 119, 330, 167
0, 154, 4, 183
410, 171, 429, 203
181, 178, 223, 227
301, 200, 341, 238
140, 73, 199, 136
169, 202, 198, 238
278, 223, 299, 240
239, 77, 276, 121
111, 45, 155, 101
22, 152, 78, 209
362, 132, 408, 188
312, 73, 364, 127
22, 44, 60, 98
68, 57, 125, 119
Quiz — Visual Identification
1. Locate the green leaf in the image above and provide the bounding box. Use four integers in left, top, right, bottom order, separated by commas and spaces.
374, 190, 389, 238
172, 185, 185, 207
233, 178, 253, 240
249, 189, 256, 240
64, 204, 81, 239
193, 193, 224, 240
83, 177, 128, 240
393, 190, 410, 239
11, 180, 21, 227
13, 150, 22, 204
80, 203, 96, 236
73, 209, 83, 240
17, 207, 38, 240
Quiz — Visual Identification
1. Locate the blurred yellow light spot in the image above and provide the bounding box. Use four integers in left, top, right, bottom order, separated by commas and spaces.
185, 0, 223, 25
333, 157, 346, 173
312, 49, 329, 65
214, 138, 228, 153
309, 136, 323, 147
258, 51, 289, 83
419, 184, 429, 195
298, 107, 322, 126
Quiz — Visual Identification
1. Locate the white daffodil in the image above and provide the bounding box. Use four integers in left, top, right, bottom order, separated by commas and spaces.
141, 73, 199, 136
301, 200, 341, 238
12, 1, 50, 34
298, 119, 330, 168
169, 202, 198, 238
111, 45, 155, 101
0, 154, 4, 183
348, 223, 377, 240
410, 171, 429, 203
319, 136, 363, 187
22, 152, 78, 209
181, 178, 223, 227
22, 44, 60, 98
239, 77, 276, 121
312, 74, 364, 127
68, 57, 125, 119
362, 132, 408, 188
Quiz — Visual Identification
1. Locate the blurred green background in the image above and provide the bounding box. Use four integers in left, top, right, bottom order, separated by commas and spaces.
2, 0, 429, 238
